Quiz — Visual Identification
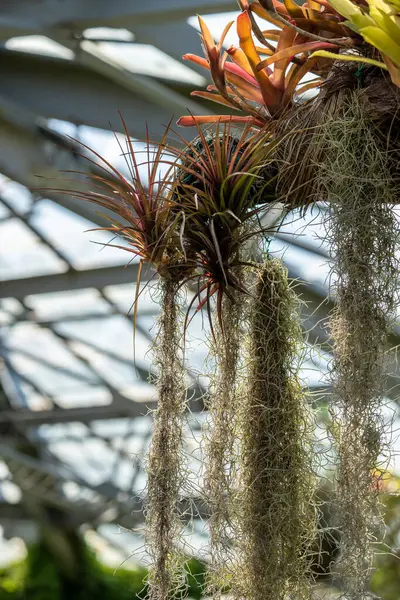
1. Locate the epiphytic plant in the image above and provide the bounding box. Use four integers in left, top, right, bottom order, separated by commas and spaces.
171, 121, 284, 596
51, 120, 192, 600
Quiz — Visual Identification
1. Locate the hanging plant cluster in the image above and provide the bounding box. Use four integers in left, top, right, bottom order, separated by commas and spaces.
64, 1, 400, 598
61, 117, 313, 599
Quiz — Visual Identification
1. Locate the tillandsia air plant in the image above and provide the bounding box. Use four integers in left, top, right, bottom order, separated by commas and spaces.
49, 120, 196, 600
172, 120, 280, 332
177, 2, 400, 600
171, 121, 286, 596
54, 112, 289, 599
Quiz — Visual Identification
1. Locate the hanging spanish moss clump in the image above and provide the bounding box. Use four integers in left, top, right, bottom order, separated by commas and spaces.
233, 258, 317, 600
171, 122, 279, 597
319, 91, 400, 599
203, 293, 245, 597
146, 273, 187, 600
53, 121, 196, 600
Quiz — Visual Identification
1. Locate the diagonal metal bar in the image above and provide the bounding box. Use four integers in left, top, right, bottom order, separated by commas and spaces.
98, 288, 206, 408
51, 36, 208, 117
0, 263, 152, 299
0, 345, 96, 385
0, 195, 73, 267
0, 48, 204, 139
0, 0, 237, 30
0, 404, 137, 426
0, 440, 207, 529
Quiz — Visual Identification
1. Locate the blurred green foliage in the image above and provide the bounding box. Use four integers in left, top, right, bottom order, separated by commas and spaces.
0, 540, 205, 600
0, 486, 398, 600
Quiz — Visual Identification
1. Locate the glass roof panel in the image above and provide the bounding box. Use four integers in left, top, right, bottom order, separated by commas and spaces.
81, 40, 206, 85
0, 202, 9, 220
187, 12, 242, 48
25, 288, 112, 322
5, 35, 75, 60
83, 28, 135, 43
30, 199, 130, 269
0, 217, 66, 279
55, 315, 150, 363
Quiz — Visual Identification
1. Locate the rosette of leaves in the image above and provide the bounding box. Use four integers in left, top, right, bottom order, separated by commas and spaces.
170, 121, 281, 331
50, 121, 193, 600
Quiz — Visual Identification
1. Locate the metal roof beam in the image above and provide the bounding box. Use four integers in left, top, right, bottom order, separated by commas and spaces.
0, 104, 120, 225
134, 20, 206, 75
0, 0, 237, 30
0, 404, 145, 426
0, 49, 202, 139
0, 263, 152, 299
48, 37, 208, 119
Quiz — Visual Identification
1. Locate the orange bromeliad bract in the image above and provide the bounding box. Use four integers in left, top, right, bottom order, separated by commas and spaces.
177, 0, 399, 129
177, 1, 351, 127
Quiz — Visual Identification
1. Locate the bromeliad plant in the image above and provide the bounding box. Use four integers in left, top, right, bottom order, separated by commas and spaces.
171, 122, 285, 595
178, 10, 340, 127
178, 0, 399, 130
172, 121, 279, 330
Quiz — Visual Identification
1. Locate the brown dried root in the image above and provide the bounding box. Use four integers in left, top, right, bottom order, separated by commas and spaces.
234, 258, 317, 600
203, 294, 245, 599
145, 276, 187, 600
320, 91, 400, 599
